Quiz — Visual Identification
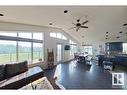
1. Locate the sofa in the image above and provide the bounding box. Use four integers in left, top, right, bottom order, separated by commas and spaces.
115, 55, 127, 67
0, 61, 44, 89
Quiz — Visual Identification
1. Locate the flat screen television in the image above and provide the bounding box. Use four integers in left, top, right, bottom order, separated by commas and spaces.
64, 45, 70, 50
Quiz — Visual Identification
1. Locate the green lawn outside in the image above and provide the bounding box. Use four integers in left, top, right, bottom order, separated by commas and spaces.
0, 52, 42, 64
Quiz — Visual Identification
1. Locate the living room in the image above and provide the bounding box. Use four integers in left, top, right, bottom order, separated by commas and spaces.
0, 6, 127, 90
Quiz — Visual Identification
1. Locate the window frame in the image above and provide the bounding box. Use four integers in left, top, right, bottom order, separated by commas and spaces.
69, 40, 77, 55
0, 40, 17, 64
0, 32, 44, 64
50, 32, 57, 38
33, 42, 43, 61
50, 32, 67, 40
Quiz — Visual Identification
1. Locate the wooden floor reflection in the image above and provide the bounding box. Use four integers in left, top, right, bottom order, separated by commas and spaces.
44, 60, 123, 89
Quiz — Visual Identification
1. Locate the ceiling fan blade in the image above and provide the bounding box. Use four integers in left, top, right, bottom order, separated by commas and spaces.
81, 26, 88, 28
76, 27, 80, 31
69, 27, 76, 30
123, 23, 127, 26
82, 20, 88, 25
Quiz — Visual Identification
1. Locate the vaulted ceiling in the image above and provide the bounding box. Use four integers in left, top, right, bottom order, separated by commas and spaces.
0, 6, 127, 44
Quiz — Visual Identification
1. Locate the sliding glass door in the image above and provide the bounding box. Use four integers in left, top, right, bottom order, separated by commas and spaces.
56, 44, 63, 63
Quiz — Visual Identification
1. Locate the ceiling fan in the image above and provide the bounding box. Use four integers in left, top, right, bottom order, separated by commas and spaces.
69, 19, 88, 31
123, 23, 127, 26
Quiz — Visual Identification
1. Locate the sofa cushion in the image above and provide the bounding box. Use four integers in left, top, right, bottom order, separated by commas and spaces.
5, 61, 28, 79
0, 65, 5, 81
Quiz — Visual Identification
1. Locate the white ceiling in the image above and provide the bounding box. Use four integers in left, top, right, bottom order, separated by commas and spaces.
0, 6, 127, 44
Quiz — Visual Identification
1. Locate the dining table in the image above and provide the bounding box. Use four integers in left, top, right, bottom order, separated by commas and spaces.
75, 53, 88, 63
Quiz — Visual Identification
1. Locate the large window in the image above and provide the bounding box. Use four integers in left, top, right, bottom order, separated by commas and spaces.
18, 33, 32, 38
69, 40, 77, 55
50, 32, 67, 40
0, 32, 43, 64
18, 42, 31, 61
56, 33, 62, 39
33, 43, 43, 61
33, 33, 43, 40
62, 35, 67, 40
83, 46, 93, 55
123, 43, 127, 54
0, 40, 16, 64
0, 33, 17, 37
50, 32, 57, 38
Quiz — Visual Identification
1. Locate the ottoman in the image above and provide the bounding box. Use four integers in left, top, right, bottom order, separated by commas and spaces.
103, 61, 113, 70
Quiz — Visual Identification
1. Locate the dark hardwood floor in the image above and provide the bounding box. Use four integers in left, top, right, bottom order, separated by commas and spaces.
44, 60, 124, 89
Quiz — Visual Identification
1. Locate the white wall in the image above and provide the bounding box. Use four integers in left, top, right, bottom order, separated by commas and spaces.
0, 21, 79, 66
44, 28, 78, 65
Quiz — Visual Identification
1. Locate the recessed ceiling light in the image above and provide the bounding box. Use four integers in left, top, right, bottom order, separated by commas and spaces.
119, 31, 123, 33
49, 23, 53, 25
64, 10, 68, 13
0, 13, 4, 16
